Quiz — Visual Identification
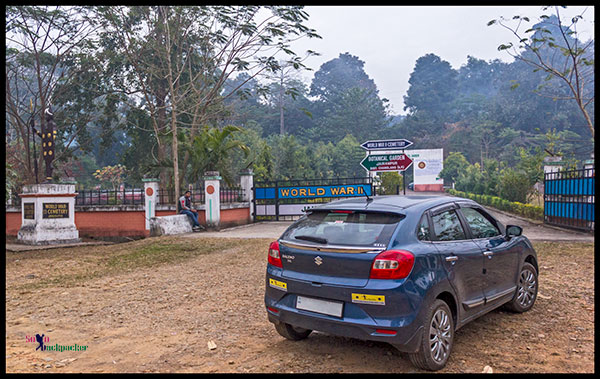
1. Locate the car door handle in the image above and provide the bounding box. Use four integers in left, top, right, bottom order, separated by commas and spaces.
483, 251, 494, 259
445, 255, 458, 263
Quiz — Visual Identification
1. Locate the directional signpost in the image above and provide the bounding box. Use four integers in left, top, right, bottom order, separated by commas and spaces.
361, 138, 414, 195
360, 153, 413, 172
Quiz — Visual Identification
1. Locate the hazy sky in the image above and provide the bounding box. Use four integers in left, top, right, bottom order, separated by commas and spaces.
287, 6, 594, 115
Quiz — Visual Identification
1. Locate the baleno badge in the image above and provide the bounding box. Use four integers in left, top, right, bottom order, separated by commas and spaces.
314, 256, 323, 266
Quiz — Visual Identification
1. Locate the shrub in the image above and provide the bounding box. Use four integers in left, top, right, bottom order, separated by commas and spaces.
497, 168, 531, 203
446, 188, 543, 221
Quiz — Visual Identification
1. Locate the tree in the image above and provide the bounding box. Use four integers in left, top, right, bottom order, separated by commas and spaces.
317, 87, 389, 143
403, 53, 459, 121
6, 6, 103, 185
439, 152, 469, 187
310, 52, 379, 102
489, 7, 594, 138
379, 172, 402, 195
93, 164, 127, 190
96, 6, 320, 205
497, 168, 531, 203
456, 56, 504, 98
330, 134, 366, 178
473, 120, 503, 168
221, 73, 270, 130
268, 134, 313, 180
455, 162, 485, 195
308, 53, 389, 143
264, 60, 315, 135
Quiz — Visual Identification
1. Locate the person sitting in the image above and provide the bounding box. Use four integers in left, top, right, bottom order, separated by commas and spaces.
178, 190, 203, 231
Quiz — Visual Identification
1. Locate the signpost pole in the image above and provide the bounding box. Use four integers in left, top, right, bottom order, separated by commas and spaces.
402, 149, 406, 195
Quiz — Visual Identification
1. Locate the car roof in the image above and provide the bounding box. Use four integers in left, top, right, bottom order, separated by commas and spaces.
310, 195, 475, 215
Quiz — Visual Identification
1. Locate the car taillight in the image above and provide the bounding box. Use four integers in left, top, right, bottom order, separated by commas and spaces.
369, 250, 414, 279
268, 241, 282, 268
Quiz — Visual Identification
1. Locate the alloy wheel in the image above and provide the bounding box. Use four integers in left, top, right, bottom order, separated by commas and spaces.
429, 308, 452, 363
516, 268, 537, 308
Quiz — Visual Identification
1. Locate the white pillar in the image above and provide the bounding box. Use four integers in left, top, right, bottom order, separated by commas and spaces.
204, 171, 221, 228
17, 182, 80, 245
239, 168, 254, 222
143, 178, 159, 230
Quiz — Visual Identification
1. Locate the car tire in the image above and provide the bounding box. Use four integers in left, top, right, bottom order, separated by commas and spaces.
274, 322, 312, 341
504, 262, 538, 313
408, 299, 454, 371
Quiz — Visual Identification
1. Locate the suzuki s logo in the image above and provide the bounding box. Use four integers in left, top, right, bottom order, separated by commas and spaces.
314, 256, 323, 266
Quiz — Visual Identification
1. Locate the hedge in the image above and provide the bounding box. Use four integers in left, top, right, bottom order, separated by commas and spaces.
446, 188, 544, 221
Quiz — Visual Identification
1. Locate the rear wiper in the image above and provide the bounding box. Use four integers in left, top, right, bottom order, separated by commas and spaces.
294, 235, 328, 244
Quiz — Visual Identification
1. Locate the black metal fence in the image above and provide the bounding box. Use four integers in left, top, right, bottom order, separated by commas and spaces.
158, 186, 205, 207
7, 183, 246, 208
76, 188, 145, 206
156, 185, 244, 205
544, 168, 594, 232
221, 185, 245, 203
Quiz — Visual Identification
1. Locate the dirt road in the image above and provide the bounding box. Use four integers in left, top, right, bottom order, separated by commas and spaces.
5, 234, 594, 373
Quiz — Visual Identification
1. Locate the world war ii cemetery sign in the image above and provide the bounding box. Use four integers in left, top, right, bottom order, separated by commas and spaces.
360, 139, 413, 151
360, 139, 414, 172
42, 202, 70, 219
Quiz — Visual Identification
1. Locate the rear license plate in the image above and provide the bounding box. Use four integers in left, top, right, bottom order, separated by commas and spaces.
296, 296, 343, 318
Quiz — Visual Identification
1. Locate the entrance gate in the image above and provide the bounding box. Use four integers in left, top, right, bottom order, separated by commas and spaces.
253, 177, 374, 221
544, 167, 594, 232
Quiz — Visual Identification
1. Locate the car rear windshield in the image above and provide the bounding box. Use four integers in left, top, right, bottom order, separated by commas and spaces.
281, 210, 404, 248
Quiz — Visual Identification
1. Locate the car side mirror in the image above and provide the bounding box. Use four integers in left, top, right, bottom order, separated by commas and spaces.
505, 225, 522, 239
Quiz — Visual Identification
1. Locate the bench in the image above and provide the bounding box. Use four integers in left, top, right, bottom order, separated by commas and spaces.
149, 214, 194, 236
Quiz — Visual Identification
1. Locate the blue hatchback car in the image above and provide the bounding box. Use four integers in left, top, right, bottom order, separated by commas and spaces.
264, 195, 538, 371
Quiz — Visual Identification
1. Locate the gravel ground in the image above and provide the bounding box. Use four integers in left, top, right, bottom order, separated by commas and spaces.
4, 234, 594, 373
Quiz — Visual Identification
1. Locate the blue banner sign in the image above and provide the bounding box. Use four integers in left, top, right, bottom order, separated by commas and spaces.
255, 184, 372, 200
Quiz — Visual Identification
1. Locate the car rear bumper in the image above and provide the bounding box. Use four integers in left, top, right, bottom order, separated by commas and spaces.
265, 272, 424, 352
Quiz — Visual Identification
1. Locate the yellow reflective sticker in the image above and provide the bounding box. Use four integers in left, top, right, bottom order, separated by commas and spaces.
269, 278, 287, 292
351, 293, 385, 305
